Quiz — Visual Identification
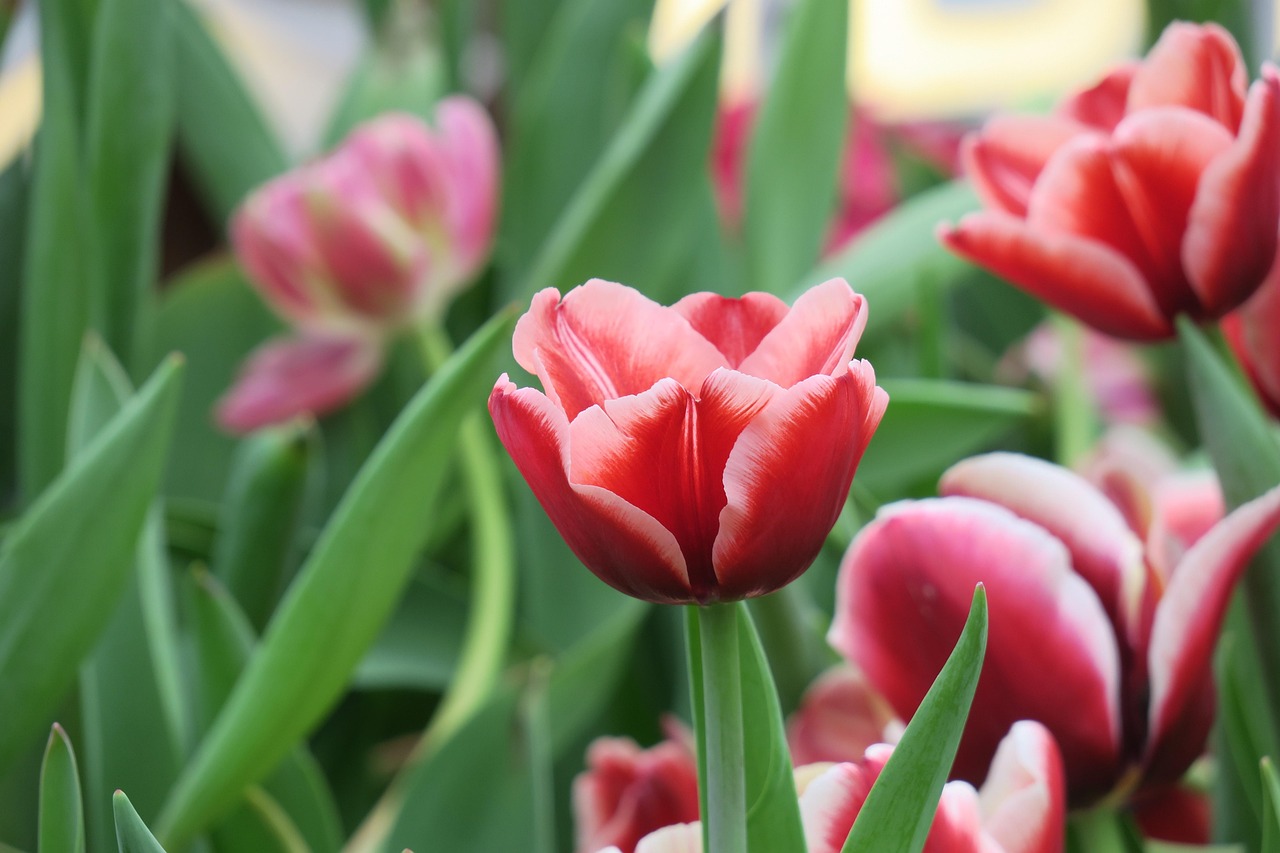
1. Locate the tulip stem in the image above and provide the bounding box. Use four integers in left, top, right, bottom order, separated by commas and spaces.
1064, 809, 1144, 853
1049, 313, 1097, 467
697, 602, 748, 853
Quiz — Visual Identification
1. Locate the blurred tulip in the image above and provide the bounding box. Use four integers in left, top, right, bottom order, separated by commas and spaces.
1223, 267, 1280, 418
217, 97, 499, 432
574, 736, 700, 853
489, 278, 888, 604
830, 452, 1280, 807
941, 22, 1280, 340
1131, 784, 1212, 846
711, 101, 963, 255
786, 665, 902, 766
614, 721, 1065, 853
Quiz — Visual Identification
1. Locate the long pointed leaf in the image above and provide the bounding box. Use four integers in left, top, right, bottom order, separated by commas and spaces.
112, 792, 166, 853
843, 586, 988, 853
1264, 758, 1280, 853
155, 311, 515, 846
38, 724, 84, 853
0, 357, 183, 773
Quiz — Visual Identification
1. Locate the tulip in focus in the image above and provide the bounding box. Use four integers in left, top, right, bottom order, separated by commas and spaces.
603, 721, 1066, 853
489, 278, 888, 604
940, 22, 1280, 339
831, 452, 1280, 809
574, 736, 700, 853
217, 97, 500, 431
1224, 269, 1280, 418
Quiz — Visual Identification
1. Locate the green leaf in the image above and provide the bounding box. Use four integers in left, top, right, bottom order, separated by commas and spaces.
20, 0, 91, 497
169, 0, 288, 223
209, 789, 309, 853
0, 161, 30, 506
1264, 757, 1280, 853
518, 31, 720, 303
0, 357, 183, 774
1066, 810, 1145, 853
796, 181, 981, 338
211, 426, 312, 632
84, 0, 173, 364
67, 341, 186, 853
111, 792, 166, 853
1214, 602, 1276, 843
38, 724, 84, 853
352, 576, 466, 691
743, 0, 848, 293
856, 380, 1040, 495
844, 585, 988, 853
155, 310, 515, 847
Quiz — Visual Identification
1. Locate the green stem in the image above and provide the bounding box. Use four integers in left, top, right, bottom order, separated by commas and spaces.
697, 603, 747, 853
1049, 313, 1097, 467
1065, 809, 1144, 853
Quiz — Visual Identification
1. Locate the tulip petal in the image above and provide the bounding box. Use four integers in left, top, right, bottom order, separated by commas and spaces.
634, 823, 703, 853
1224, 266, 1280, 418
513, 281, 727, 419
830, 497, 1122, 797
713, 362, 887, 600
940, 453, 1147, 650
799, 761, 877, 853
962, 115, 1086, 217
573, 738, 700, 853
978, 721, 1067, 853
215, 334, 382, 433
232, 185, 329, 326
1126, 22, 1247, 131
737, 279, 868, 386
342, 113, 451, 231
672, 291, 789, 367
569, 374, 778, 601
488, 378, 692, 603
1060, 63, 1138, 131
1131, 785, 1211, 846
1145, 484, 1280, 782
1183, 72, 1280, 315
938, 212, 1171, 340
436, 96, 501, 278
924, 784, 993, 853
787, 665, 901, 766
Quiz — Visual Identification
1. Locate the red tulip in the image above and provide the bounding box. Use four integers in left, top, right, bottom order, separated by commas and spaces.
830, 452, 1280, 806
217, 98, 500, 432
574, 736, 700, 853
489, 278, 888, 605
786, 665, 902, 766
940, 22, 1280, 340
1224, 266, 1280, 418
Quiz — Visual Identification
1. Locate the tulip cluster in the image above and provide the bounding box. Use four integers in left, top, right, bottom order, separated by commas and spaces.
218, 98, 499, 431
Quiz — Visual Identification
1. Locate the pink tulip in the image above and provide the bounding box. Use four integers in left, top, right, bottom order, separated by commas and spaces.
217, 97, 499, 432
489, 278, 888, 604
830, 452, 1280, 807
574, 736, 700, 853
940, 22, 1280, 340
786, 665, 902, 766
1224, 266, 1280, 418
613, 721, 1065, 853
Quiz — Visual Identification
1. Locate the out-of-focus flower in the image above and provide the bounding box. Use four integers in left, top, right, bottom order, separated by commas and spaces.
786, 665, 902, 766
1000, 323, 1159, 427
612, 721, 1066, 853
1131, 784, 1212, 846
830, 452, 1280, 807
940, 22, 1280, 340
711, 101, 963, 255
489, 278, 888, 605
574, 736, 700, 853
1224, 267, 1280, 418
216, 97, 499, 432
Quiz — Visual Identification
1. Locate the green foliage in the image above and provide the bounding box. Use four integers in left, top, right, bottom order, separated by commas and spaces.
38, 725, 84, 853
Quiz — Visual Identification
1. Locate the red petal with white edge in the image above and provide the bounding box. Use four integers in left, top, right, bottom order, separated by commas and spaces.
1183, 72, 1280, 316
830, 498, 1122, 799
216, 334, 382, 433
713, 362, 887, 600
787, 665, 901, 766
671, 291, 788, 367
799, 761, 877, 853
512, 281, 727, 419
1060, 63, 1138, 132
963, 115, 1087, 217
570, 374, 778, 601
737, 279, 868, 386
1145, 484, 1280, 782
941, 453, 1148, 651
488, 378, 692, 603
938, 213, 1171, 340
1225, 264, 1280, 417
923, 784, 995, 853
978, 721, 1067, 853
1127, 22, 1247, 131
634, 824, 702, 853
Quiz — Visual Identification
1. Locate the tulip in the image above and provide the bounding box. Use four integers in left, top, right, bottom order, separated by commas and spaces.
830, 452, 1280, 807
786, 665, 902, 766
940, 22, 1280, 340
1223, 268, 1280, 418
217, 97, 499, 432
573, 736, 700, 853
489, 278, 888, 604
607, 721, 1065, 853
